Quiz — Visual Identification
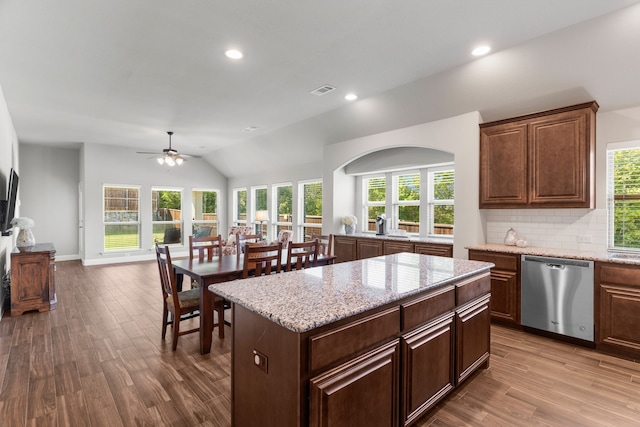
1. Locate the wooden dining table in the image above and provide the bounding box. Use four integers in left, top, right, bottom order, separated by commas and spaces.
172, 253, 336, 354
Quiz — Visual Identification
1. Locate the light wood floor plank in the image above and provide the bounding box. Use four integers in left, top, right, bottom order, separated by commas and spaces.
1, 259, 640, 426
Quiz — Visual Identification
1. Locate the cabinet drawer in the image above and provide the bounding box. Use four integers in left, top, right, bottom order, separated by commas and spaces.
384, 241, 414, 255
469, 250, 519, 271
598, 262, 640, 287
455, 273, 491, 306
309, 307, 400, 373
401, 286, 455, 332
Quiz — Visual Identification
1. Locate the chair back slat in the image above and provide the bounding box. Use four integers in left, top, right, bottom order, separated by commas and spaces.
287, 240, 319, 271
242, 242, 282, 278
155, 243, 179, 305
189, 234, 223, 261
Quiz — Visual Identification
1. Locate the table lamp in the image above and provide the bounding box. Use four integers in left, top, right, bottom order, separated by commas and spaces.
255, 210, 269, 237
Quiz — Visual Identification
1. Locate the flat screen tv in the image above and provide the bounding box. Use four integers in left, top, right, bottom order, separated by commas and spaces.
0, 168, 19, 236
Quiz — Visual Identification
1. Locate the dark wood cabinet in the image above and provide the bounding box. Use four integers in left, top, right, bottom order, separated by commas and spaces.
230, 271, 490, 427
455, 294, 491, 384
401, 313, 454, 425
468, 250, 520, 326
10, 243, 56, 316
334, 236, 452, 263
595, 262, 640, 360
358, 239, 383, 259
310, 340, 400, 427
480, 101, 598, 209
414, 243, 453, 258
334, 235, 357, 263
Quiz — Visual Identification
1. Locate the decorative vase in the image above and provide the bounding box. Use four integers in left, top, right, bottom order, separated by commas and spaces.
344, 224, 355, 235
16, 228, 35, 248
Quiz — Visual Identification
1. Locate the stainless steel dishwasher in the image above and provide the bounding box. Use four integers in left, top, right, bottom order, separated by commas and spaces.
521, 255, 594, 342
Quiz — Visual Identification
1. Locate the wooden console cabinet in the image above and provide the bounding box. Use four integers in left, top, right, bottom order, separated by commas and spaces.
468, 250, 520, 326
595, 261, 640, 360
480, 101, 598, 209
10, 243, 56, 316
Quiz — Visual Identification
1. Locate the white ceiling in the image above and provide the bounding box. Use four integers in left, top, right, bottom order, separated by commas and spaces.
1, 0, 640, 175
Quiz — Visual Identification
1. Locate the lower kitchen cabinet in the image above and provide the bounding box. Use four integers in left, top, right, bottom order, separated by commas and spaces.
334, 235, 452, 263
310, 340, 400, 427
401, 313, 454, 425
595, 262, 640, 359
455, 294, 491, 384
468, 250, 520, 326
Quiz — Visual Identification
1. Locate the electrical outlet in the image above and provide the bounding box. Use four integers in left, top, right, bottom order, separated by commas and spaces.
253, 349, 268, 373
577, 235, 592, 243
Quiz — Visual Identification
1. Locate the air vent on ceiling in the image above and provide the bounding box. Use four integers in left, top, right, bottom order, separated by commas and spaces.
310, 84, 336, 96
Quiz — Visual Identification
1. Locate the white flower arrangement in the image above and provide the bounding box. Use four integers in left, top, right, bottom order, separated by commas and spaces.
11, 217, 35, 229
342, 215, 357, 226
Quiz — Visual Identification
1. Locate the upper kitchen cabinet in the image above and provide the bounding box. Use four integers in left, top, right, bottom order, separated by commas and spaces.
480, 101, 598, 209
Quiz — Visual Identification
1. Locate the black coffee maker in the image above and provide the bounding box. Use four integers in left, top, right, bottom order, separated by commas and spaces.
376, 214, 386, 235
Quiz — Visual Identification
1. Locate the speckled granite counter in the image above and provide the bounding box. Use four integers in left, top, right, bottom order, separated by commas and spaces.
465, 243, 640, 265
208, 252, 492, 333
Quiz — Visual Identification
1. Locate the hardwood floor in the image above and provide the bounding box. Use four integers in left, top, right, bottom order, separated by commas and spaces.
1, 259, 639, 426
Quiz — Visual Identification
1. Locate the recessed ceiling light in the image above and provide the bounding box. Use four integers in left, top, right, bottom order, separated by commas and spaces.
345, 93, 358, 101
243, 126, 258, 132
472, 45, 491, 56
225, 49, 243, 59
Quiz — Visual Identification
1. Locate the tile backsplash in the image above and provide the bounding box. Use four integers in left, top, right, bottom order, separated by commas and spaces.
484, 208, 607, 252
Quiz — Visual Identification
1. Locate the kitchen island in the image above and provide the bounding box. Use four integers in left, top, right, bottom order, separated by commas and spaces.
209, 253, 493, 427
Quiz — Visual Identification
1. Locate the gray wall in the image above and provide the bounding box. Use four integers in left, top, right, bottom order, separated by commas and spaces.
19, 144, 80, 259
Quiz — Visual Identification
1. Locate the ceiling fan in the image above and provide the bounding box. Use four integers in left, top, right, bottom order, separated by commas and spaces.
137, 131, 201, 166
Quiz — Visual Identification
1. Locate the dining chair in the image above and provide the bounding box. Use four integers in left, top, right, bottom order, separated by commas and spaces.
237, 232, 263, 255
155, 243, 225, 349
189, 234, 223, 261
287, 240, 319, 271
221, 226, 254, 255
310, 233, 333, 256
242, 241, 283, 278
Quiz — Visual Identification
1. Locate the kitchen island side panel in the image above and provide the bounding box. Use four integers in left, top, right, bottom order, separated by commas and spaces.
232, 304, 303, 427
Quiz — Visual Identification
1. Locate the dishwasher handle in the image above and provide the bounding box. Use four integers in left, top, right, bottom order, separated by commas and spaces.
546, 263, 565, 270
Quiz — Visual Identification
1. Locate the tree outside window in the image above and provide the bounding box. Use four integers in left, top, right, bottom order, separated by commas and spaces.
274, 184, 293, 235
192, 189, 219, 237
608, 146, 640, 250
300, 181, 322, 240
233, 188, 247, 225
152, 188, 182, 245
365, 176, 386, 232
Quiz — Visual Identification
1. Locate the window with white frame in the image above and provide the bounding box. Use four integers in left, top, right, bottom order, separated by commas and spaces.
273, 183, 293, 237
427, 167, 454, 236
363, 176, 386, 232
252, 186, 268, 236
192, 189, 219, 238
299, 180, 322, 240
233, 188, 247, 226
103, 185, 140, 251
607, 141, 640, 251
152, 187, 183, 245
394, 172, 420, 234
359, 166, 454, 237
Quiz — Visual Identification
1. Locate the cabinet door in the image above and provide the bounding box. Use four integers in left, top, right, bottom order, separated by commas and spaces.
383, 241, 414, 255
455, 294, 491, 384
596, 262, 640, 359
479, 122, 528, 208
309, 340, 400, 427
468, 250, 520, 326
357, 239, 383, 260
414, 243, 453, 258
528, 108, 594, 208
401, 313, 454, 426
334, 236, 357, 263
11, 253, 50, 315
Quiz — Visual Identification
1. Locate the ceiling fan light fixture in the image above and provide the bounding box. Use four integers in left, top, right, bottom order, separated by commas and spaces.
157, 157, 165, 165
165, 156, 176, 166
175, 157, 184, 165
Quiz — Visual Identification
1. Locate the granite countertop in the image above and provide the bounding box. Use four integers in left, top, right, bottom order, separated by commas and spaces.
339, 232, 453, 245
466, 243, 640, 266
209, 253, 492, 333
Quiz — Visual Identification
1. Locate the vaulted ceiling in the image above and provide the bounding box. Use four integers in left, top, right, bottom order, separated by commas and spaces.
1, 0, 640, 177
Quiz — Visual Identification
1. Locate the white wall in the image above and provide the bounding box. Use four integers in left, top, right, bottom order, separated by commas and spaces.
0, 84, 19, 318
82, 143, 227, 265
323, 112, 484, 259
19, 144, 80, 260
